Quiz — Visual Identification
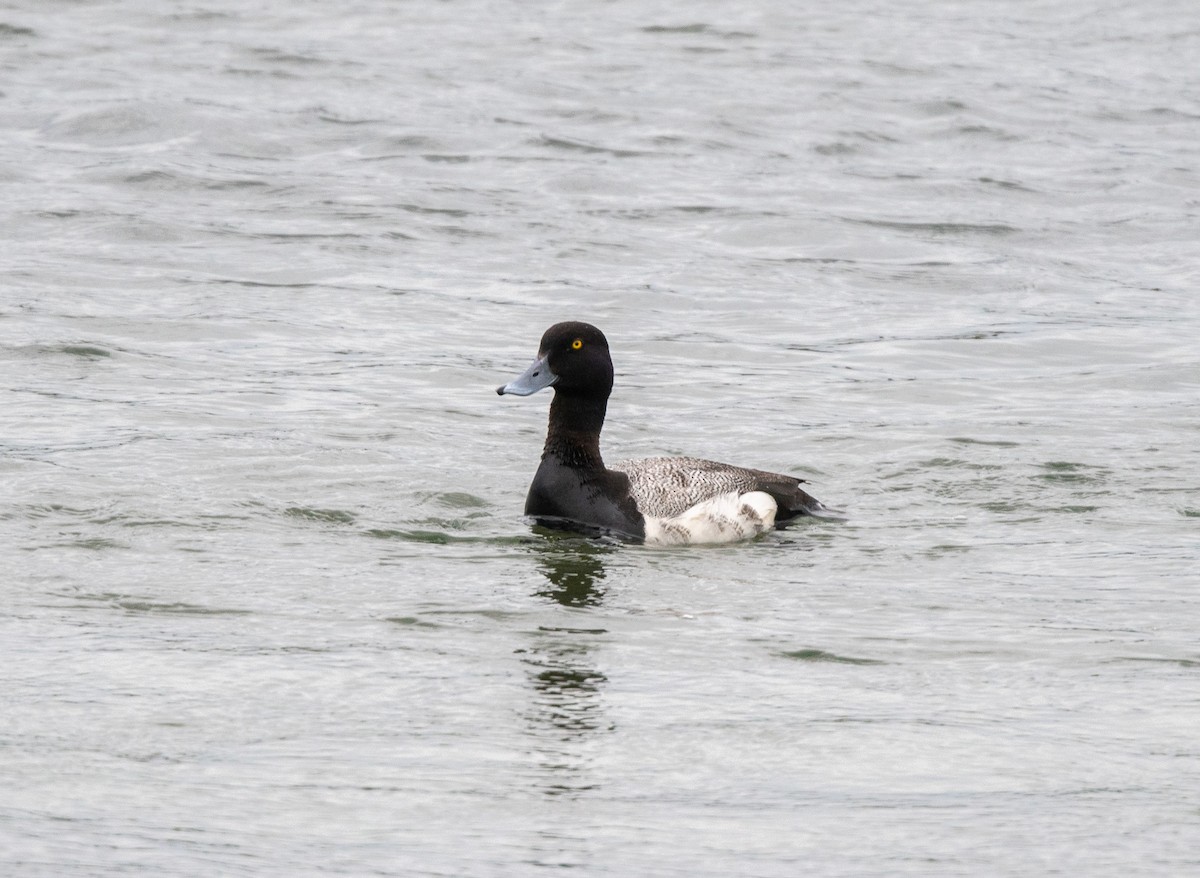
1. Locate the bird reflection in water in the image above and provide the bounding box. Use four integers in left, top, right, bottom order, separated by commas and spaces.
532, 528, 611, 608
520, 532, 615, 796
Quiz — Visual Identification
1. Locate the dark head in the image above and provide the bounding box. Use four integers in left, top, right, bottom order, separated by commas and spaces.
496, 321, 614, 400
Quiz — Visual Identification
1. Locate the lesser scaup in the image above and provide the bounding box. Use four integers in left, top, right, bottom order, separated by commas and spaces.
497, 321, 834, 545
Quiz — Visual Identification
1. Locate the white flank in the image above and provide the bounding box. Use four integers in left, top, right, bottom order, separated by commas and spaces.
642, 491, 778, 546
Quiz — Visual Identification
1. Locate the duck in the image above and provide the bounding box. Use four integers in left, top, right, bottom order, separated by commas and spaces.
496, 321, 834, 545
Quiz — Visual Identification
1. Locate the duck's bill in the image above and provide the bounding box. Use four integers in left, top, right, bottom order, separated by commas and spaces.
496, 353, 557, 396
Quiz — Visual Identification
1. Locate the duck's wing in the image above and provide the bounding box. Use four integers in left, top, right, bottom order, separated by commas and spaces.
610, 456, 829, 521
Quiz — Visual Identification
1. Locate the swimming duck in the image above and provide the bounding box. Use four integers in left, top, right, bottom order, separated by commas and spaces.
497, 321, 833, 545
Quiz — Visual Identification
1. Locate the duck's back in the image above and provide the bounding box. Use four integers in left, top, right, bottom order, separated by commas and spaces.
611, 456, 824, 522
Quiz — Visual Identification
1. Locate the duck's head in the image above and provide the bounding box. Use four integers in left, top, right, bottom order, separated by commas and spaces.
497, 321, 613, 399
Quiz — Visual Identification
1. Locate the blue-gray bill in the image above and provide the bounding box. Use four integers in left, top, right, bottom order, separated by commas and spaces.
496, 354, 557, 396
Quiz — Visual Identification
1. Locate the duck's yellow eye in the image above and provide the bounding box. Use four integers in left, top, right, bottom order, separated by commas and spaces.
571, 339, 583, 350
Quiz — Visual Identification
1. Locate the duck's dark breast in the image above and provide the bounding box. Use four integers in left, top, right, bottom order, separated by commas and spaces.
525, 458, 645, 539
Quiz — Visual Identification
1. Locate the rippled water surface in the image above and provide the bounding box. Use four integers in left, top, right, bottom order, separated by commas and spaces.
3, 1, 1199, 875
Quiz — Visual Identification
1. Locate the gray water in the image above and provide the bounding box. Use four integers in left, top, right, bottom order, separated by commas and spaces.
3, 1, 1199, 875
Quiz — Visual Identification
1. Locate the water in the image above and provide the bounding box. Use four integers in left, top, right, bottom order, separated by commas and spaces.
3, 0, 1199, 874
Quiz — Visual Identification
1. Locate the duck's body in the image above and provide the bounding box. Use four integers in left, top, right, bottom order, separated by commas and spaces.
497, 322, 833, 545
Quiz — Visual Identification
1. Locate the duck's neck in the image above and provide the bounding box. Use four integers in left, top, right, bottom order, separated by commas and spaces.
543, 391, 607, 471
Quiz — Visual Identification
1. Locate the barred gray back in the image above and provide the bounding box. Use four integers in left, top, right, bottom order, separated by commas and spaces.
611, 456, 800, 519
